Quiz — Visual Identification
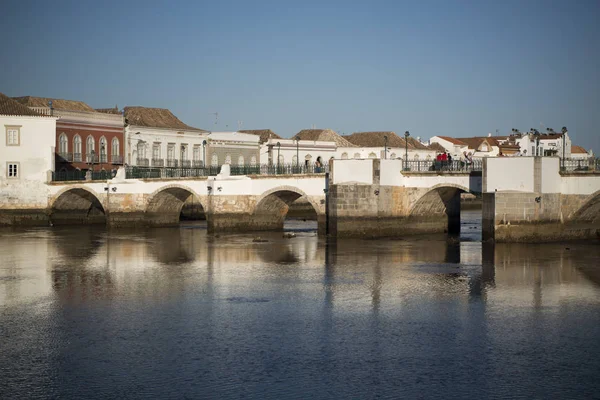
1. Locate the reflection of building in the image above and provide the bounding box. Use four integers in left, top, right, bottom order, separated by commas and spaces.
14, 96, 124, 172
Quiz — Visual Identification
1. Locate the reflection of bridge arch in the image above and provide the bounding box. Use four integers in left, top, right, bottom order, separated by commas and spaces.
409, 184, 473, 234
252, 186, 321, 231
146, 184, 205, 226
49, 186, 106, 225
571, 190, 600, 223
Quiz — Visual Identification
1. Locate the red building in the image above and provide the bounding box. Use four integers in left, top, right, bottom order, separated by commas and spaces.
12, 97, 124, 172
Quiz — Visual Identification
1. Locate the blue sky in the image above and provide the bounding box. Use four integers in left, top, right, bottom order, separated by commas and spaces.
2, 0, 599, 152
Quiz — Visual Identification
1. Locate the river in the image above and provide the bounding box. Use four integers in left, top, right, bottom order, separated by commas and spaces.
1, 210, 599, 399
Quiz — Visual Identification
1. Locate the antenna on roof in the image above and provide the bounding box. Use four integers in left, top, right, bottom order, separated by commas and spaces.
209, 112, 218, 126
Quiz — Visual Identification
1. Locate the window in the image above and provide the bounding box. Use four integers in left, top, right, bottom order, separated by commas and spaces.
278, 154, 284, 165
99, 136, 107, 162
238, 155, 244, 165
86, 136, 95, 162
390, 153, 396, 159
59, 133, 68, 154
153, 143, 161, 159
180, 144, 188, 160
368, 152, 376, 159
292, 155, 298, 165
193, 145, 200, 161
414, 154, 419, 160
250, 156, 257, 166
211, 154, 219, 166
7, 162, 19, 178
6, 126, 20, 146
167, 144, 175, 160
112, 137, 120, 156
354, 153, 361, 159
137, 141, 146, 159
73, 135, 82, 161
341, 152, 348, 159
225, 154, 232, 165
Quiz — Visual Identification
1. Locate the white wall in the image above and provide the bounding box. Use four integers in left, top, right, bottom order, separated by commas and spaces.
484, 157, 535, 192
262, 139, 336, 165
561, 175, 600, 196
336, 146, 435, 161
332, 160, 373, 184
0, 115, 57, 207
541, 157, 560, 193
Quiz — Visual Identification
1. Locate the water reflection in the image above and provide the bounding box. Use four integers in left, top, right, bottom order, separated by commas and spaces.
1, 220, 600, 399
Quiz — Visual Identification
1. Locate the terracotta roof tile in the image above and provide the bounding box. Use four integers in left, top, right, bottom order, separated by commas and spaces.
124, 106, 207, 131
239, 129, 282, 144
437, 136, 467, 145
12, 96, 95, 112
293, 129, 356, 147
571, 145, 588, 154
0, 92, 44, 116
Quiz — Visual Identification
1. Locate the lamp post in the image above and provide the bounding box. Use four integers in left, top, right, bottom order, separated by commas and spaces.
561, 126, 567, 170
384, 135, 388, 159
276, 142, 281, 173
100, 144, 105, 174
202, 140, 207, 168
295, 138, 300, 173
404, 131, 410, 170
90, 149, 95, 173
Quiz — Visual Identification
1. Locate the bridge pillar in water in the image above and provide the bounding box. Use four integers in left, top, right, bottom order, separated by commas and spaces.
327, 159, 459, 238
482, 157, 600, 242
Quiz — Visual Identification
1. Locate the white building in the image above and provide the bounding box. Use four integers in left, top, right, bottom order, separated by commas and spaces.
262, 138, 337, 166
344, 131, 436, 161
0, 93, 57, 209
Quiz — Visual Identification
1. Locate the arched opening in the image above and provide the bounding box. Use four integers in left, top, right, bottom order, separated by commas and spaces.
254, 189, 319, 232
146, 186, 205, 226
410, 185, 479, 239
571, 191, 600, 224
50, 188, 106, 225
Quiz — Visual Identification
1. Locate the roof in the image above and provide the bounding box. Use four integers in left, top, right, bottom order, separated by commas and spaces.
457, 137, 500, 150
12, 96, 95, 112
345, 131, 405, 147
571, 145, 588, 154
436, 136, 467, 145
427, 142, 447, 153
238, 129, 282, 144
123, 106, 207, 131
292, 129, 356, 147
0, 92, 44, 116
95, 106, 122, 115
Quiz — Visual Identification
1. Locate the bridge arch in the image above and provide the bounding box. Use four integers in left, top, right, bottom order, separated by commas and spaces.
409, 183, 473, 235
570, 190, 600, 223
146, 184, 206, 226
49, 185, 106, 225
252, 185, 322, 231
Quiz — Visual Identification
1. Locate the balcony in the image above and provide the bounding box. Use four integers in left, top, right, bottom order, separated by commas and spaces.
181, 160, 191, 168
86, 153, 99, 163
152, 158, 164, 167
136, 158, 150, 167
111, 155, 124, 164
166, 159, 178, 168
99, 154, 108, 164
57, 152, 73, 162
74, 153, 82, 162
192, 160, 204, 168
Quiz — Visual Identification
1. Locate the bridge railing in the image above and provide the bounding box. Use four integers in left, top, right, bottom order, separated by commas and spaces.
124, 163, 330, 179
561, 158, 599, 172
52, 170, 116, 182
402, 159, 482, 172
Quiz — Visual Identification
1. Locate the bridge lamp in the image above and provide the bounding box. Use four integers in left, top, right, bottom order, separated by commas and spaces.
404, 131, 410, 170
384, 136, 388, 159
202, 140, 207, 167
276, 142, 281, 171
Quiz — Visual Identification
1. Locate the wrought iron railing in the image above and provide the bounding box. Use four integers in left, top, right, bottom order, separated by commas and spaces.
125, 163, 329, 179
151, 158, 164, 167
402, 159, 483, 172
561, 158, 598, 172
74, 153, 82, 162
52, 170, 116, 182
136, 158, 150, 167
111, 155, 123, 164
166, 159, 178, 168
57, 152, 73, 162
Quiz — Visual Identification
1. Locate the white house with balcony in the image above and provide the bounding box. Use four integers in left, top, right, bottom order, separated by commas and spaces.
262, 138, 337, 166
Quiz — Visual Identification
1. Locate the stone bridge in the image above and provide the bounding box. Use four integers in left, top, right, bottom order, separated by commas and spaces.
2, 158, 599, 242
46, 166, 328, 233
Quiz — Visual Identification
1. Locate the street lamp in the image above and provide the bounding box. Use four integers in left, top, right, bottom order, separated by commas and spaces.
202, 140, 207, 168
561, 126, 567, 170
100, 144, 105, 173
295, 138, 300, 173
383, 135, 388, 159
90, 149, 95, 172
404, 131, 410, 170
276, 142, 281, 173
